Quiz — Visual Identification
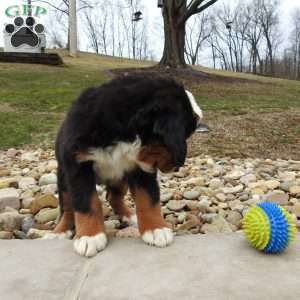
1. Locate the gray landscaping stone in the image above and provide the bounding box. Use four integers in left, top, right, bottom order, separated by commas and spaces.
265, 192, 289, 205
290, 186, 300, 196
26, 228, 52, 239
30, 194, 58, 214
34, 207, 59, 224
18, 177, 36, 190
201, 213, 218, 223
223, 184, 244, 194
39, 173, 57, 186
225, 169, 245, 180
291, 204, 300, 218
209, 178, 223, 189
202, 216, 233, 234
40, 184, 57, 195
13, 230, 27, 239
20, 152, 38, 161
46, 160, 58, 172
0, 188, 20, 212
280, 181, 294, 192
0, 231, 13, 239
183, 190, 200, 200
215, 193, 227, 202
240, 174, 257, 185
167, 200, 186, 211
22, 197, 34, 209
115, 226, 140, 238
198, 198, 210, 213
21, 216, 34, 233
161, 193, 173, 203
6, 148, 18, 158
0, 211, 23, 231
227, 211, 243, 227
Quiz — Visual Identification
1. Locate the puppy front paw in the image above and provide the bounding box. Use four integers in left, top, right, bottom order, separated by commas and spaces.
42, 230, 74, 240
74, 233, 107, 257
142, 227, 174, 248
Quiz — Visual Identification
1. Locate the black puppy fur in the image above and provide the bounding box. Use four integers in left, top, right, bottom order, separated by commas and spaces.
56, 74, 198, 215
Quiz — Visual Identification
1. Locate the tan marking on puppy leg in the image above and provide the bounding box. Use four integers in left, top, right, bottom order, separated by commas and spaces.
130, 187, 168, 234
54, 192, 74, 233
107, 182, 132, 219
138, 145, 174, 173
75, 192, 105, 237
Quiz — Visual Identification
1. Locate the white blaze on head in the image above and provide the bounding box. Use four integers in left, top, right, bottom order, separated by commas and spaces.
185, 90, 203, 120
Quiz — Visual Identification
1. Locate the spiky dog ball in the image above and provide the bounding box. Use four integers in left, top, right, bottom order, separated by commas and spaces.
242, 202, 297, 254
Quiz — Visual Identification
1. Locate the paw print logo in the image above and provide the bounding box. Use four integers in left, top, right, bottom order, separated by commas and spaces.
5, 16, 45, 48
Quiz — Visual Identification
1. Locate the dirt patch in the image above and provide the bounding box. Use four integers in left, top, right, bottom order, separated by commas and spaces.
0, 104, 16, 113
109, 66, 264, 86
188, 109, 300, 160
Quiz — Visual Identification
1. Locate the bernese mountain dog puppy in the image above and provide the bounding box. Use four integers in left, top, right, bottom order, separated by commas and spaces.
43, 74, 203, 257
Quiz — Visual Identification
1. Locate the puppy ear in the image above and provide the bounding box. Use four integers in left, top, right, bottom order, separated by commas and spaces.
153, 114, 187, 168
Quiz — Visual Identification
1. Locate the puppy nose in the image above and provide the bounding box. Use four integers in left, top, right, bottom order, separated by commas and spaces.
174, 167, 180, 172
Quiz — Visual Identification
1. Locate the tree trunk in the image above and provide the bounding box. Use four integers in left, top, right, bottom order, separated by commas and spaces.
159, 2, 187, 68
211, 44, 216, 69
27, 0, 32, 16
69, 0, 78, 57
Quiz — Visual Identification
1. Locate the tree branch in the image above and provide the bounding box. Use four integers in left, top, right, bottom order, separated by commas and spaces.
179, 0, 218, 25
175, 0, 186, 9
32, 0, 68, 14
194, 0, 218, 14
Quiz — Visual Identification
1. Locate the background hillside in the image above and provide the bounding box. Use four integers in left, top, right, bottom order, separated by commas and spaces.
0, 50, 299, 159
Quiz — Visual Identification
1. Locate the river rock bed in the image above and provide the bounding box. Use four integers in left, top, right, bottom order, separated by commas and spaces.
0, 148, 300, 239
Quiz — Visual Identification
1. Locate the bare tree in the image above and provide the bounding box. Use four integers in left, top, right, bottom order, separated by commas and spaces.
185, 13, 211, 65
256, 0, 280, 75
159, 0, 219, 68
244, 3, 263, 74
83, 9, 100, 54
210, 2, 250, 72
46, 14, 67, 48
207, 17, 230, 70
290, 9, 300, 79
33, 0, 93, 52
32, 0, 93, 15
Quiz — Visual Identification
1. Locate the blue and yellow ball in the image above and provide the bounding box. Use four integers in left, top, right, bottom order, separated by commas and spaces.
242, 202, 297, 253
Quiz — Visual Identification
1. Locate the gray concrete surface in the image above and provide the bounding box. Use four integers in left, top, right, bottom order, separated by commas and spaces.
0, 234, 299, 300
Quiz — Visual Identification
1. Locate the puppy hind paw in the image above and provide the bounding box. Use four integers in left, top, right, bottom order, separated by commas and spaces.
42, 230, 74, 240
142, 228, 174, 248
73, 233, 107, 257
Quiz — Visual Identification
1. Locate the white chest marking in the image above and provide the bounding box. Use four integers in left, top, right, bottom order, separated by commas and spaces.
82, 138, 153, 182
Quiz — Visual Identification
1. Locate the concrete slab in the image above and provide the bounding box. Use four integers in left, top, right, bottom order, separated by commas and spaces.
0, 234, 299, 300
79, 234, 300, 300
0, 240, 84, 300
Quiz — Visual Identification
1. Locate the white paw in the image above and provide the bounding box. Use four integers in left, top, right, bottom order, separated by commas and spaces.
142, 227, 174, 248
123, 214, 138, 227
73, 233, 107, 257
42, 230, 73, 240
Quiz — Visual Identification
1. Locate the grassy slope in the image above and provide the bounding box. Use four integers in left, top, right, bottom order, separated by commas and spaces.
0, 50, 151, 148
0, 50, 299, 159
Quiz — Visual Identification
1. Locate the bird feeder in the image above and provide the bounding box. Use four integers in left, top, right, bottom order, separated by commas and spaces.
132, 11, 142, 22
226, 21, 233, 30
158, 0, 164, 8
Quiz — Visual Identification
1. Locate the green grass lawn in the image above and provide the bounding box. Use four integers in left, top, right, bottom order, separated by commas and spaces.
0, 50, 151, 148
0, 49, 299, 159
